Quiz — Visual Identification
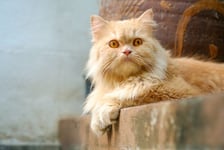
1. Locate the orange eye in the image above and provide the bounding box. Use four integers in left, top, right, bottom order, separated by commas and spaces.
133, 38, 143, 46
109, 40, 119, 48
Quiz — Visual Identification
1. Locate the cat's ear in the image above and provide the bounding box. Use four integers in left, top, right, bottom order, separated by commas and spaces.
138, 9, 157, 28
90, 15, 107, 40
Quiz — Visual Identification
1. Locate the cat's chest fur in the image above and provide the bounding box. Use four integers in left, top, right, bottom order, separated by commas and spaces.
84, 9, 224, 136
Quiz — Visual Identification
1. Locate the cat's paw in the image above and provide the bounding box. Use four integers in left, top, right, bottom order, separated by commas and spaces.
91, 104, 120, 136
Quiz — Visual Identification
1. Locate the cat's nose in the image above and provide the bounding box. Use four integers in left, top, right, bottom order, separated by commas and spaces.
122, 49, 132, 56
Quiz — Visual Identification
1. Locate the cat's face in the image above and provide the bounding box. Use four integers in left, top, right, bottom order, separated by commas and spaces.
87, 9, 165, 81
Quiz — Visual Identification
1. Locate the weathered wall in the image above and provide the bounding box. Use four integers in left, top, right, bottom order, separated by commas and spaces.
0, 0, 98, 144
59, 94, 224, 149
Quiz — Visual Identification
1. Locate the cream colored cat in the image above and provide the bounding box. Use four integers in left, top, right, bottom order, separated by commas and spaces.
84, 9, 224, 136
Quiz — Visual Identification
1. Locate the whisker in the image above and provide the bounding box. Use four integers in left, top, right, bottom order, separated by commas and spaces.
101, 57, 114, 76
132, 54, 153, 72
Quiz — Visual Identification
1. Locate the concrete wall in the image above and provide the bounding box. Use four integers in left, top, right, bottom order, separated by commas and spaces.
0, 0, 98, 144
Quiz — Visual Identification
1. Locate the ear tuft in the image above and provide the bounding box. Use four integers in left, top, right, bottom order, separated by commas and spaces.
138, 9, 154, 21
138, 9, 157, 28
90, 15, 107, 40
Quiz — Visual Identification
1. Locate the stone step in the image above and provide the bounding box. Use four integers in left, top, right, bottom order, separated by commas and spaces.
59, 93, 224, 149
0, 145, 60, 150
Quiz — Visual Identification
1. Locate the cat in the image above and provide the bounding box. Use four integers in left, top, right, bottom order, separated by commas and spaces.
83, 9, 224, 136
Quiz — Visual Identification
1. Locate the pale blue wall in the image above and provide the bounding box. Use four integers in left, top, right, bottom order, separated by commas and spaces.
0, 0, 99, 144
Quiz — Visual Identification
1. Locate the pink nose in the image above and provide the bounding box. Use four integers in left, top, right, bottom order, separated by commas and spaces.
122, 49, 132, 56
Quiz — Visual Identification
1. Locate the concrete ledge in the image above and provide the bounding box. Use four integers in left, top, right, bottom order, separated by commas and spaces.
0, 145, 60, 150
58, 93, 224, 149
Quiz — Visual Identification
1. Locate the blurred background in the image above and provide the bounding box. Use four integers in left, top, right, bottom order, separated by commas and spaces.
0, 0, 98, 145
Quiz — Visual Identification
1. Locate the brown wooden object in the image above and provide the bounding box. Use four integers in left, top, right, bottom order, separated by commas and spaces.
99, 0, 224, 61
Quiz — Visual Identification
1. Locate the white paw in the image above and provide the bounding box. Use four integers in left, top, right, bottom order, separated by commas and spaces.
91, 104, 120, 136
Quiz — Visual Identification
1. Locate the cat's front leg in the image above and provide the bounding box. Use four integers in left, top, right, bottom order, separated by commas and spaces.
105, 76, 156, 101
90, 100, 121, 136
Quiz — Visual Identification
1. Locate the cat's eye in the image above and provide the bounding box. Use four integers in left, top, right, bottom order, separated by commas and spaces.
133, 38, 143, 46
109, 40, 119, 48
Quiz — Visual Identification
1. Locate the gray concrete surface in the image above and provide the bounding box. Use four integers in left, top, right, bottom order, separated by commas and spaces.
0, 0, 98, 144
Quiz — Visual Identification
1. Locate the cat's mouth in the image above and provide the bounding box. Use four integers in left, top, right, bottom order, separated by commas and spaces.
117, 55, 143, 71
112, 55, 144, 76
120, 55, 137, 64
123, 56, 132, 61
119, 57, 134, 65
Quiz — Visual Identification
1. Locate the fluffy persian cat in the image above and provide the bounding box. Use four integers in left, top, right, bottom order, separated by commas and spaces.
84, 9, 224, 135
